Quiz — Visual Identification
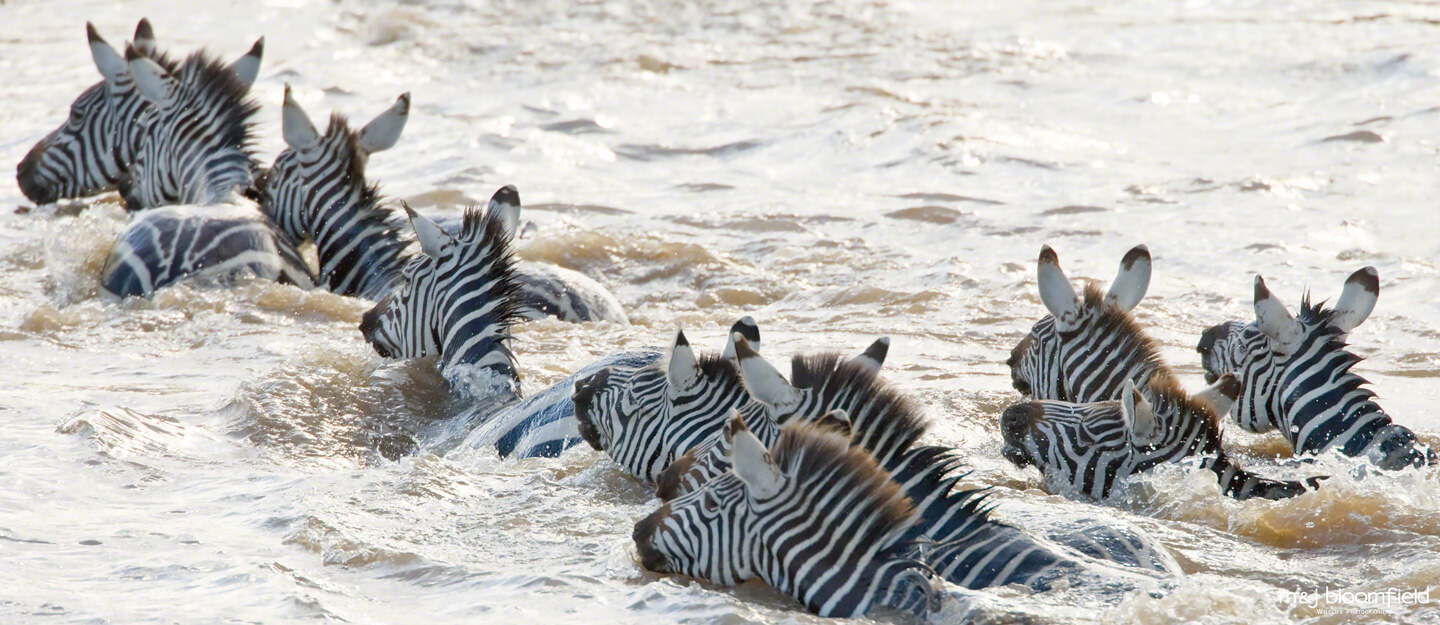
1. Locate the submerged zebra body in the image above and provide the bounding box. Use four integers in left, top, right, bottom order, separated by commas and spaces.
97, 46, 313, 296
1005, 245, 1321, 500
262, 90, 627, 323
634, 418, 1164, 618
1198, 268, 1435, 470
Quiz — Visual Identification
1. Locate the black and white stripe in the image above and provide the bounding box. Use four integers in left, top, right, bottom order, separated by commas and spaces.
1198, 268, 1435, 470
633, 420, 943, 618
1006, 245, 1322, 500
634, 419, 1163, 618
98, 47, 314, 297
17, 21, 173, 205
572, 321, 764, 480
1002, 376, 1323, 500
360, 200, 523, 383
262, 90, 626, 323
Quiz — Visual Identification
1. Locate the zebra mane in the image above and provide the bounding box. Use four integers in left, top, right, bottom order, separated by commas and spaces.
1080, 282, 1172, 377
318, 113, 396, 240
1143, 374, 1223, 445
1292, 293, 1379, 402
770, 423, 916, 540
168, 50, 261, 164
788, 351, 929, 457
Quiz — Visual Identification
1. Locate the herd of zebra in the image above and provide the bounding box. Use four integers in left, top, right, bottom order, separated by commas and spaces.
16, 20, 1436, 621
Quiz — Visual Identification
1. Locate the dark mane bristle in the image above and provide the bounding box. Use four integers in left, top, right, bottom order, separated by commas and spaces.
788, 351, 929, 455
1080, 282, 1172, 379
176, 50, 261, 167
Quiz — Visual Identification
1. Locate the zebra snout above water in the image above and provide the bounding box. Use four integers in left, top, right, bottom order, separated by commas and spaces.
1000, 403, 1041, 467
632, 503, 670, 572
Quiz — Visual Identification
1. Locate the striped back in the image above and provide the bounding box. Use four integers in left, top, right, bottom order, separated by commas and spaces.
1199, 269, 1433, 469
122, 47, 262, 210
261, 89, 412, 300
572, 326, 756, 482
359, 200, 522, 386
1007, 245, 1164, 403
633, 421, 941, 618
1001, 376, 1320, 500
17, 22, 176, 205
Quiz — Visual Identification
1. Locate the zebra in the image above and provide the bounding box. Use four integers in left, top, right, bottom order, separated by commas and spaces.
261, 89, 630, 323
100, 48, 314, 297
1006, 245, 1322, 500
16, 20, 262, 207
1001, 376, 1324, 500
572, 325, 889, 483
1197, 268, 1435, 470
655, 335, 1180, 575
633, 417, 1165, 618
358, 200, 655, 457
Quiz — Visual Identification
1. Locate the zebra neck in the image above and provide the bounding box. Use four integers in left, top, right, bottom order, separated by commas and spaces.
308, 191, 413, 300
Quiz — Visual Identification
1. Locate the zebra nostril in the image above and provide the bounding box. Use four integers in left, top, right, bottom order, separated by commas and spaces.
16, 146, 58, 206
573, 369, 610, 451
999, 402, 1042, 466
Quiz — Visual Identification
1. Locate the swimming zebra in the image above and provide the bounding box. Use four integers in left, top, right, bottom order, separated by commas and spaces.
634, 418, 1164, 618
572, 326, 889, 483
16, 21, 261, 207
261, 89, 629, 322
358, 200, 655, 457
100, 48, 314, 296
1002, 376, 1323, 500
653, 335, 1179, 575
1005, 245, 1322, 500
1197, 268, 1435, 470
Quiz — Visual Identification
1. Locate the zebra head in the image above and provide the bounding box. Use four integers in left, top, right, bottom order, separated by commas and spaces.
1008, 244, 1164, 403
17, 21, 175, 205
572, 324, 755, 482
121, 41, 264, 209
656, 335, 916, 501
360, 193, 522, 385
1197, 268, 1432, 468
635, 416, 940, 617
1000, 376, 1239, 499
262, 86, 409, 245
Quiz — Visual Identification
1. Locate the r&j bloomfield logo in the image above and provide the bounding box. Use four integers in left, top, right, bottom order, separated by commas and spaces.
1278, 587, 1432, 615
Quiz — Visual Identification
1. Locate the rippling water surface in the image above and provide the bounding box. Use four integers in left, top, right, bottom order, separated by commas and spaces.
2, 1, 1438, 623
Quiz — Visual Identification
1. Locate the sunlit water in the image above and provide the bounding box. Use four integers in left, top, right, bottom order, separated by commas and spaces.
2, 1, 1438, 623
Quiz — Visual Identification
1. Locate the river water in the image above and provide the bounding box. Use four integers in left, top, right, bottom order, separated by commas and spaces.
1, 0, 1438, 623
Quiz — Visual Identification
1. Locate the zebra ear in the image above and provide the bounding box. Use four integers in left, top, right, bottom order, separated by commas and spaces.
730, 415, 784, 500
486, 185, 521, 240
126, 50, 177, 106
721, 316, 760, 361
1253, 276, 1302, 354
1121, 381, 1160, 444
666, 327, 700, 391
1106, 245, 1151, 311
405, 204, 454, 257
87, 24, 128, 84
1331, 266, 1379, 333
1193, 373, 1241, 417
281, 85, 321, 151
133, 19, 157, 58
735, 335, 802, 413
229, 37, 264, 89
1037, 246, 1082, 331
849, 337, 889, 375
358, 92, 410, 154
